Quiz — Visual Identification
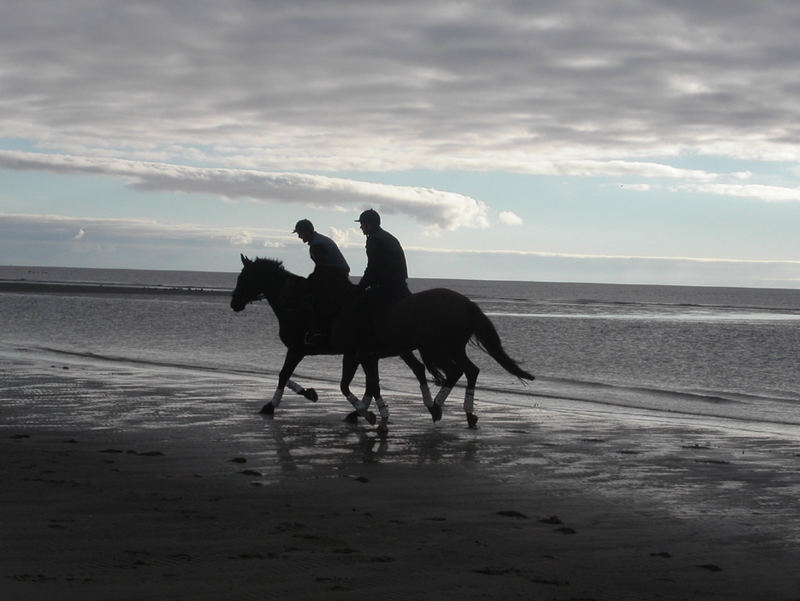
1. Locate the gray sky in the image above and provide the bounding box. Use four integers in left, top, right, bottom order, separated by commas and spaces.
2, 0, 800, 286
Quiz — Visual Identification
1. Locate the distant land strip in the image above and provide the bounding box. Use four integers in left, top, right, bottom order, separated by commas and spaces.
0, 280, 229, 297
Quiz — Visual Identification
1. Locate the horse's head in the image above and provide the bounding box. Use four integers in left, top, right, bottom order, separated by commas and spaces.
230, 254, 285, 312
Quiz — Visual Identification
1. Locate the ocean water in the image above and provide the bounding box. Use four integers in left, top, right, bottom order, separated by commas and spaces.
2, 265, 800, 433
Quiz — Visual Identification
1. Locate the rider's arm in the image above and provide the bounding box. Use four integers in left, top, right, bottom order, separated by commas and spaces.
309, 243, 328, 266
358, 235, 381, 289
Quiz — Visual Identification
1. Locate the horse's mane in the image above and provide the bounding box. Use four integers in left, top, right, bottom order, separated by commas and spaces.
248, 257, 352, 291
252, 257, 283, 269
249, 257, 294, 279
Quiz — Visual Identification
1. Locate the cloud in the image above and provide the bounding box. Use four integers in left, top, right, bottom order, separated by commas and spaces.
4, 212, 799, 286
0, 150, 489, 230
328, 226, 359, 248
403, 244, 800, 265
402, 247, 800, 287
229, 231, 255, 246
2, 1, 800, 170
477, 159, 717, 180
498, 211, 523, 226
677, 183, 800, 203
0, 213, 289, 248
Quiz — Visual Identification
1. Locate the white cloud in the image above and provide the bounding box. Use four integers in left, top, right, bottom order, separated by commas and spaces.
328, 226, 359, 248
403, 244, 800, 265
619, 183, 651, 192
677, 183, 800, 203
498, 211, 523, 226
0, 213, 289, 248
0, 150, 489, 230
1, 1, 800, 170
229, 231, 254, 246
503, 160, 716, 180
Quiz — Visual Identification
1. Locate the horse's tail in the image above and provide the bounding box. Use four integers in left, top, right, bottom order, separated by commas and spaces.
470, 302, 535, 381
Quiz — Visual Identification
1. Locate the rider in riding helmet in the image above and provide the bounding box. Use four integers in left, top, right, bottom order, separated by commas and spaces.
293, 219, 350, 345
354, 209, 411, 350
355, 209, 410, 306
293, 219, 350, 276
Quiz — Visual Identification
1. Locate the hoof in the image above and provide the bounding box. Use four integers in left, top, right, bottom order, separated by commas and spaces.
466, 413, 478, 428
303, 388, 319, 402
377, 421, 389, 435
365, 411, 377, 426
260, 402, 275, 415
344, 411, 359, 424
429, 404, 442, 422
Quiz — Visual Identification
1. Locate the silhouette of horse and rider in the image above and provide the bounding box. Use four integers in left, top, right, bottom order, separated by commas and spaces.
231, 209, 534, 429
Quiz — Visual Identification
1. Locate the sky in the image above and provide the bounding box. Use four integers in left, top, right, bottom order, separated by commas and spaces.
2, 0, 800, 287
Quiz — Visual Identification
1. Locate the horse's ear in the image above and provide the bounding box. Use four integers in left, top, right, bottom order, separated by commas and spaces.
241, 253, 251, 266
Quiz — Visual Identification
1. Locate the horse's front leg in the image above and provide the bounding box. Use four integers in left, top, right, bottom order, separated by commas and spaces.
340, 353, 377, 425
261, 347, 306, 415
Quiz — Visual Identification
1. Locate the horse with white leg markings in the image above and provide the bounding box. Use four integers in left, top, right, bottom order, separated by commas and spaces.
231, 255, 534, 429
230, 255, 440, 430
344, 286, 535, 428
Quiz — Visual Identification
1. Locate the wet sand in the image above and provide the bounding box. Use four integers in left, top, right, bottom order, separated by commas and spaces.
2, 351, 799, 600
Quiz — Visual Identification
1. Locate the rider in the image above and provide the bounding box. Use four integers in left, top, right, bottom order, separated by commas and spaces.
355, 209, 410, 303
293, 219, 350, 345
293, 219, 350, 276
354, 209, 411, 349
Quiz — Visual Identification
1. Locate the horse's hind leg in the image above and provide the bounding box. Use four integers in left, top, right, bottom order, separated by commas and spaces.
430, 352, 464, 418
340, 353, 377, 425
455, 349, 480, 429
400, 352, 435, 416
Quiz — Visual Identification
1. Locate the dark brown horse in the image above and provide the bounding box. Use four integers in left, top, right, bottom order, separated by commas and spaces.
346, 288, 535, 428
231, 255, 534, 429
230, 255, 436, 425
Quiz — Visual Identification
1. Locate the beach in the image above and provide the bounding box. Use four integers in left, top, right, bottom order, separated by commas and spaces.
2, 350, 799, 601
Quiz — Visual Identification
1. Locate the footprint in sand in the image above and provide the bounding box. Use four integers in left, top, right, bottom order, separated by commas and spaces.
539, 515, 563, 525
497, 510, 527, 519
472, 567, 520, 576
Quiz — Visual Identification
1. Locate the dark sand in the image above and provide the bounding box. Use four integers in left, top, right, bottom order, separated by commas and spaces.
2, 351, 799, 600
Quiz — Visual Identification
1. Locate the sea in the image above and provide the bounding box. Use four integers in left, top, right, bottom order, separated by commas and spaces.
2, 264, 800, 435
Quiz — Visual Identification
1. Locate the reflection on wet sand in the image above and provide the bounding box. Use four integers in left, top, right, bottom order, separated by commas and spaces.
262, 417, 486, 475
5, 352, 800, 541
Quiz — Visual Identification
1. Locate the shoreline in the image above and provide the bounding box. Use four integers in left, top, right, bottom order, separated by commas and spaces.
0, 280, 229, 297
2, 355, 800, 600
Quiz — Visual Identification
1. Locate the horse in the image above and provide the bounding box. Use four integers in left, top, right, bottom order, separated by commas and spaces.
231, 255, 535, 429
230, 255, 438, 425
